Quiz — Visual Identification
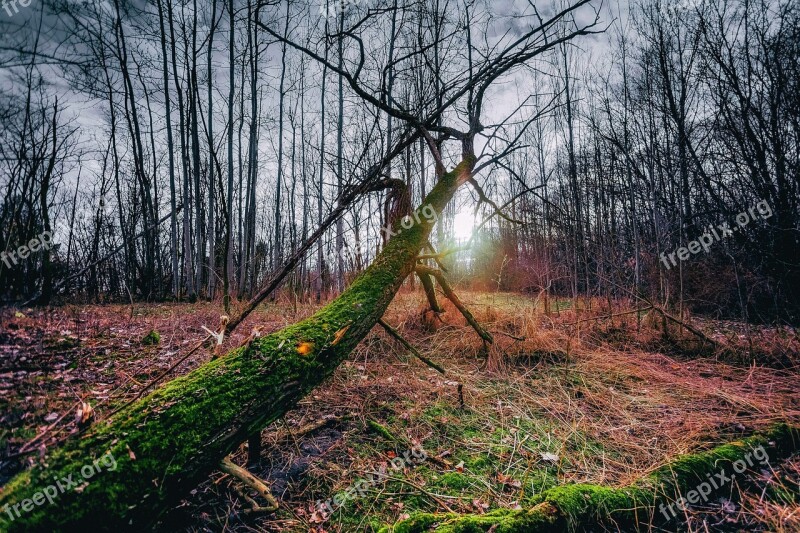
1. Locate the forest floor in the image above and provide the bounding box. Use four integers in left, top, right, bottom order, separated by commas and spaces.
1, 291, 799, 532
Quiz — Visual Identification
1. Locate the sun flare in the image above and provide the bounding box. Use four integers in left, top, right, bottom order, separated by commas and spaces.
453, 210, 476, 242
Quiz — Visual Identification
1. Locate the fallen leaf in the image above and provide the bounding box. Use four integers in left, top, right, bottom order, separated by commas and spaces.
721, 499, 737, 514
540, 452, 559, 463
472, 499, 489, 513
309, 509, 327, 524
331, 324, 351, 345
496, 472, 522, 488
75, 401, 94, 427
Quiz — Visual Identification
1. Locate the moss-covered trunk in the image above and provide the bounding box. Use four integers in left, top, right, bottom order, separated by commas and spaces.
380, 424, 800, 533
0, 158, 475, 532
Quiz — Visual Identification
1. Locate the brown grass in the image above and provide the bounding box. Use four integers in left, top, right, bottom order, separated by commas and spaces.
0, 289, 798, 531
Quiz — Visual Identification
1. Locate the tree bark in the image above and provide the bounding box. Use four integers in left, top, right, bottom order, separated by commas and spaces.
222, 0, 234, 312
380, 423, 800, 532
0, 156, 475, 532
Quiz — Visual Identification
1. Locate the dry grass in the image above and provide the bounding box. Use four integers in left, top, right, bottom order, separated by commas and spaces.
0, 289, 798, 531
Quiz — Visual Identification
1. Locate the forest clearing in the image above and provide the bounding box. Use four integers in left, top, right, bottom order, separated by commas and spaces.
1, 0, 799, 530
1, 293, 798, 531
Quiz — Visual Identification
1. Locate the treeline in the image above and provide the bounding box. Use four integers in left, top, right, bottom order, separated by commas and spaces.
461, 0, 800, 323
0, 0, 797, 322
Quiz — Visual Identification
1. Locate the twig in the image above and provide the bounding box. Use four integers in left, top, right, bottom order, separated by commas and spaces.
651, 306, 717, 347
104, 334, 213, 419
595, 274, 718, 348
384, 476, 456, 513
378, 318, 446, 375
12, 401, 79, 457
493, 329, 526, 341
219, 456, 279, 514
366, 418, 451, 469
416, 245, 469, 261
563, 306, 653, 326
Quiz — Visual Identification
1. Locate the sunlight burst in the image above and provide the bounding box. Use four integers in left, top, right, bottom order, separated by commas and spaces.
453, 210, 476, 242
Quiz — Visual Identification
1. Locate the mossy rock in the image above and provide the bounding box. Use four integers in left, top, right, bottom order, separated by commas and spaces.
141, 330, 161, 346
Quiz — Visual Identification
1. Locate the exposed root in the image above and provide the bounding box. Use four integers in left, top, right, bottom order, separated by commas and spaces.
219, 456, 279, 515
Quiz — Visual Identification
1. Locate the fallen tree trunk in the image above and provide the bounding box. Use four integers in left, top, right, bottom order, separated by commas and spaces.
0, 157, 476, 532
379, 423, 800, 532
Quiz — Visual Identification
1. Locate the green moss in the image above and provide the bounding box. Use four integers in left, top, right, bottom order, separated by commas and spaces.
381, 506, 560, 533
435, 472, 473, 491
466, 456, 489, 470
368, 419, 400, 443
382, 424, 800, 532
0, 157, 478, 532
141, 330, 161, 345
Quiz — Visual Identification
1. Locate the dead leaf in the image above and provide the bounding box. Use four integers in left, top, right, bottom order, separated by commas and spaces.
540, 452, 559, 463
472, 499, 489, 513
496, 472, 522, 488
721, 499, 737, 514
309, 509, 327, 524
331, 324, 351, 345
75, 401, 94, 427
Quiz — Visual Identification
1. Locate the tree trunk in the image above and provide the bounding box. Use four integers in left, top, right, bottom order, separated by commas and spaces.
157, 0, 180, 300
381, 424, 800, 533
223, 0, 234, 312
0, 156, 475, 532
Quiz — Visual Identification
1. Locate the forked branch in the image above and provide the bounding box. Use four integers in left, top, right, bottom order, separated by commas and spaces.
219, 457, 279, 514
415, 265, 494, 345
